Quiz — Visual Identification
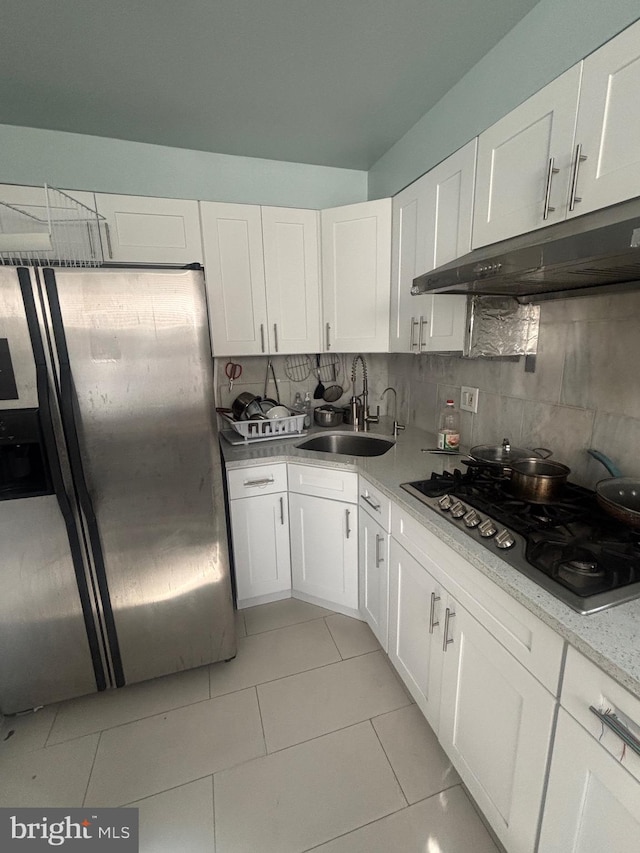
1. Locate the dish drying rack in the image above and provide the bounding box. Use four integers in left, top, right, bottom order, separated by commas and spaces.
0, 184, 106, 267
219, 411, 306, 443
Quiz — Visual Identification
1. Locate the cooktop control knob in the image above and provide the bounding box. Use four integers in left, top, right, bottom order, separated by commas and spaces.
450, 501, 467, 519
495, 529, 516, 550
463, 509, 481, 528
478, 519, 497, 538
438, 494, 454, 511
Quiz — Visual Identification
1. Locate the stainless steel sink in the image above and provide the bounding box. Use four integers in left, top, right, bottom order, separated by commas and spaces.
297, 432, 395, 457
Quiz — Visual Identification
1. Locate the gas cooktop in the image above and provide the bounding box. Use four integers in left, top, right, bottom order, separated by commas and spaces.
401, 467, 640, 614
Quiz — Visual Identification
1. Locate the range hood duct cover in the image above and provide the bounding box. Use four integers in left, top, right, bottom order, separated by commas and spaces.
412, 198, 640, 301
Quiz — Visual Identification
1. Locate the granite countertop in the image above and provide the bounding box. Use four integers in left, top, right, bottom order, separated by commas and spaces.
220, 419, 640, 700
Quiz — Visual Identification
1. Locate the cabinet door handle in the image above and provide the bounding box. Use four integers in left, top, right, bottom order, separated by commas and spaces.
326, 322, 331, 350
589, 706, 640, 758
442, 607, 455, 651
279, 495, 285, 525
409, 316, 419, 351
260, 323, 266, 353
569, 143, 588, 211
543, 156, 560, 220
345, 508, 351, 539
273, 323, 279, 352
375, 534, 384, 567
418, 316, 428, 350
429, 592, 441, 634
361, 493, 381, 512
243, 477, 274, 488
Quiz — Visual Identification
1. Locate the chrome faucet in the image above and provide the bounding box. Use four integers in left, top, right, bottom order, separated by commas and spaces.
380, 386, 405, 438
350, 354, 379, 431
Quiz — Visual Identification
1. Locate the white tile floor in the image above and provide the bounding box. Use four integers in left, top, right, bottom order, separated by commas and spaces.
0, 599, 501, 853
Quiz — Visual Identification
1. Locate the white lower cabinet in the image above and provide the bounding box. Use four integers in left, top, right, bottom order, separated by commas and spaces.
388, 504, 560, 853
358, 507, 389, 650
538, 709, 640, 853
388, 540, 444, 731
438, 597, 556, 853
538, 647, 640, 853
229, 491, 291, 608
227, 464, 291, 608
289, 491, 358, 614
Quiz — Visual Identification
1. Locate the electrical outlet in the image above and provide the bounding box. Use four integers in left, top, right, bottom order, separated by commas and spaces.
460, 386, 479, 413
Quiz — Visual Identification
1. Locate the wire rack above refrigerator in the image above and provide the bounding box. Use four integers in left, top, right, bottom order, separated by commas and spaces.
0, 184, 106, 267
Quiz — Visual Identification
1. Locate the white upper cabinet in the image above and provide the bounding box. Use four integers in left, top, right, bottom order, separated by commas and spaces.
94, 193, 204, 264
201, 201, 268, 356
568, 18, 640, 218
390, 141, 474, 353
201, 202, 320, 356
472, 65, 582, 249
261, 206, 320, 354
321, 198, 392, 353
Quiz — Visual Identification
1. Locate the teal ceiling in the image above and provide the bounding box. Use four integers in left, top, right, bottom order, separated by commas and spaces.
0, 0, 542, 170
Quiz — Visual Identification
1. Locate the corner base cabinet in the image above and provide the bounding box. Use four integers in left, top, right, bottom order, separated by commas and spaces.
288, 464, 358, 615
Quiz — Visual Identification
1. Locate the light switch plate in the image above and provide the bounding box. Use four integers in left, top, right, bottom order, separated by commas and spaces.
460, 386, 479, 413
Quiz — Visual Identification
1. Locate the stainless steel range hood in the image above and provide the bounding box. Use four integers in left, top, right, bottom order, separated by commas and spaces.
412, 198, 640, 302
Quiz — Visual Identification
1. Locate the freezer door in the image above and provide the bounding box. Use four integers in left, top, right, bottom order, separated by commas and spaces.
49, 268, 235, 684
0, 267, 37, 408
0, 494, 98, 713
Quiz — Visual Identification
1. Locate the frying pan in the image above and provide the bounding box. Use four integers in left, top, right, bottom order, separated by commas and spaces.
587, 449, 640, 529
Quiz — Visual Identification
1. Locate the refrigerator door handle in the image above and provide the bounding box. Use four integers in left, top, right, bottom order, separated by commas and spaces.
42, 268, 126, 688
17, 267, 107, 692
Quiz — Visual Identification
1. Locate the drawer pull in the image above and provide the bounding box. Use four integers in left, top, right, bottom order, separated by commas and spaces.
443, 607, 455, 651
361, 493, 381, 512
429, 592, 441, 634
590, 706, 640, 758
243, 477, 274, 488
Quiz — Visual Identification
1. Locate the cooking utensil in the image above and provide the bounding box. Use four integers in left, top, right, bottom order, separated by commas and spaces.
323, 383, 343, 403
231, 392, 260, 421
225, 361, 242, 392
284, 354, 311, 382
313, 354, 325, 399
469, 439, 551, 472
314, 405, 344, 428
509, 458, 571, 503
588, 449, 640, 529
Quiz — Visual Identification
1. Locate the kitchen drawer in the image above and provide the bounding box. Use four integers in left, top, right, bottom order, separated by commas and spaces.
227, 463, 288, 500
561, 646, 640, 783
391, 503, 563, 694
359, 476, 391, 532
288, 463, 357, 504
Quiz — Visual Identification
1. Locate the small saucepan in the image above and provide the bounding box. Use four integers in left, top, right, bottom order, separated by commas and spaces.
509, 458, 571, 503
588, 449, 640, 529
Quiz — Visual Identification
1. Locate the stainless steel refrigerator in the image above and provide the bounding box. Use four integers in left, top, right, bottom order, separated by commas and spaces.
0, 265, 235, 714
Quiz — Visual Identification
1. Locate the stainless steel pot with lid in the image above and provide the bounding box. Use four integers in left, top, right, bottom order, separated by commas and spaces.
469, 438, 551, 471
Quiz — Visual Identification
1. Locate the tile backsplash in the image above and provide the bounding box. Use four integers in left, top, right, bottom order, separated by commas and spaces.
214, 353, 389, 417
387, 290, 640, 489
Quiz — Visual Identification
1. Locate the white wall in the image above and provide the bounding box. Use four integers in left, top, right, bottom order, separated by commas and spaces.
0, 124, 367, 210
368, 0, 640, 199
